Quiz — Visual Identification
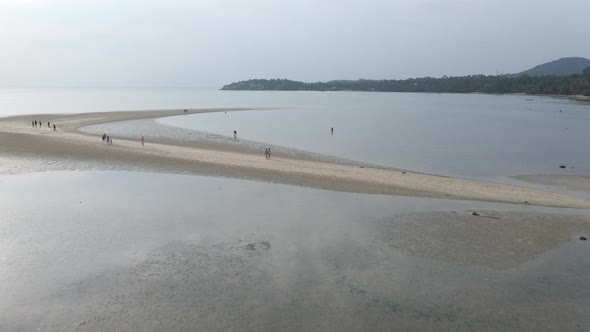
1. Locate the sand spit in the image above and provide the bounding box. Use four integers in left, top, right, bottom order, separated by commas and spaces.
514, 174, 590, 195
2, 108, 590, 208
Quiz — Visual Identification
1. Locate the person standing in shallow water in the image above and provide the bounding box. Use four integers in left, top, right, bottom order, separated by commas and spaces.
53, 124, 56, 131
233, 130, 237, 140
267, 148, 271, 159
331, 127, 334, 135
141, 136, 144, 146
102, 133, 106, 142
47, 121, 50, 128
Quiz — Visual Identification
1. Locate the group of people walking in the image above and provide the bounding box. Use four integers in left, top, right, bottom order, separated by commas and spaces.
32, 120, 56, 131
102, 133, 113, 145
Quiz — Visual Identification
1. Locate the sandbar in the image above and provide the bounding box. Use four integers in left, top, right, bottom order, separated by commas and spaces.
2, 108, 590, 208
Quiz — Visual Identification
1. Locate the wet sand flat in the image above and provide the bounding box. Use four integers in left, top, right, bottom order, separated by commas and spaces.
2, 109, 590, 208
377, 210, 590, 269
1, 171, 589, 331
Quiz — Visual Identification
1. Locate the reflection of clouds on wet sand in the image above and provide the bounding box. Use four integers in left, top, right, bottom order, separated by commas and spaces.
1, 170, 589, 331
26, 232, 590, 331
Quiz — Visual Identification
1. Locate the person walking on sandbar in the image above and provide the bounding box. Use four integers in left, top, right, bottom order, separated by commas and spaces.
102, 133, 106, 142
141, 136, 145, 146
53, 124, 56, 131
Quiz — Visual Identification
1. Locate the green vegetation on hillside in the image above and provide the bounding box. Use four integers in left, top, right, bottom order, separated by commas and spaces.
515, 57, 590, 77
222, 68, 590, 96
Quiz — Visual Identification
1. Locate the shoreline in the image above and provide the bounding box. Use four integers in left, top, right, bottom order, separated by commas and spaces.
529, 93, 590, 102
505, 92, 590, 102
2, 109, 590, 208
217, 88, 590, 102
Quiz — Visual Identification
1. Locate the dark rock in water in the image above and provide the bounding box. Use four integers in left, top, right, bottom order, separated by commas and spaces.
402, 172, 406, 174
524, 201, 529, 204
559, 165, 566, 169
580, 236, 587, 241
360, 166, 365, 168
472, 212, 480, 216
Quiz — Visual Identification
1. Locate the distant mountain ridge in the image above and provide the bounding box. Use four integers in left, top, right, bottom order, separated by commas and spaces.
514, 57, 590, 77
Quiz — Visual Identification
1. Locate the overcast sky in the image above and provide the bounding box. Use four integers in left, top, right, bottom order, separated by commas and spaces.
1, 0, 589, 88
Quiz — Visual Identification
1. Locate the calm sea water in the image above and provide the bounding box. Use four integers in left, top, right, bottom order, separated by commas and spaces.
0, 88, 323, 115
2, 88, 589, 180
157, 92, 590, 180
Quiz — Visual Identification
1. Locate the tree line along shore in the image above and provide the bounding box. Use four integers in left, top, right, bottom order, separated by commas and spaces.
221, 68, 590, 96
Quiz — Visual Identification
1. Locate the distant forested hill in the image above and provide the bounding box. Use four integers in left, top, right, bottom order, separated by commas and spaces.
515, 57, 590, 77
221, 68, 590, 96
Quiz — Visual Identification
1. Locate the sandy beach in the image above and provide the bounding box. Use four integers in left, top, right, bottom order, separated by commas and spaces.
515, 174, 590, 195
2, 108, 590, 208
